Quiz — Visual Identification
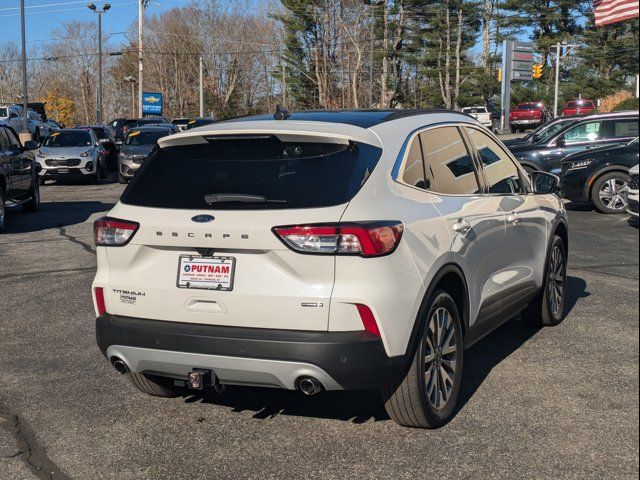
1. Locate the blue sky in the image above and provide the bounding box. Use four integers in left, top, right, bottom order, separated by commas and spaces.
0, 0, 190, 45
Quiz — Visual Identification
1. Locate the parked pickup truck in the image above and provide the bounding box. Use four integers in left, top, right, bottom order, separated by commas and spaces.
509, 102, 547, 132
562, 99, 596, 116
461, 106, 492, 128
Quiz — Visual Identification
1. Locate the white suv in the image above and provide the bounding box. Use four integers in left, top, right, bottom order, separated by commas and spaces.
92, 110, 569, 428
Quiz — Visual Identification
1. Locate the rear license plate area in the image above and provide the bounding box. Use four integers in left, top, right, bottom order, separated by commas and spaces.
177, 255, 235, 291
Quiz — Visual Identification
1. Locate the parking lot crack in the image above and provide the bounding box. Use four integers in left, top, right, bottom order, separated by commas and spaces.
0, 404, 72, 480
57, 226, 96, 256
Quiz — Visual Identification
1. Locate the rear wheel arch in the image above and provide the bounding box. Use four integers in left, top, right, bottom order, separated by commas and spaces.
407, 264, 470, 355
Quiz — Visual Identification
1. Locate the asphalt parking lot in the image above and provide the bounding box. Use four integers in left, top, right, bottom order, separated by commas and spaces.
0, 176, 638, 480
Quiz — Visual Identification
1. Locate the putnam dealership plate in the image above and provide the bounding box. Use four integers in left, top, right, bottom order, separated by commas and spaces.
176, 255, 235, 291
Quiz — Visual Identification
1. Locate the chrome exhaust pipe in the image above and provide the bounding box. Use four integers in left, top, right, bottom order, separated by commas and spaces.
299, 377, 322, 396
112, 358, 129, 375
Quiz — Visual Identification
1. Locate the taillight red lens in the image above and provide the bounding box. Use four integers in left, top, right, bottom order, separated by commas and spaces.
94, 217, 139, 246
273, 222, 403, 257
94, 287, 107, 315
356, 304, 380, 337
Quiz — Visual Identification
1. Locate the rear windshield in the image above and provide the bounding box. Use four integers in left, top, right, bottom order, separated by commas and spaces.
462, 107, 487, 114
517, 104, 538, 111
566, 101, 593, 108
43, 131, 91, 147
125, 131, 167, 145
0, 108, 7, 117
121, 136, 382, 210
91, 128, 108, 139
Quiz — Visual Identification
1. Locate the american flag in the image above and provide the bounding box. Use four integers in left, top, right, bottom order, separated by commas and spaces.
594, 0, 639, 26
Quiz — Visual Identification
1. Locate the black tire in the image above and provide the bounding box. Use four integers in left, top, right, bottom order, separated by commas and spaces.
0, 186, 5, 233
511, 126, 518, 134
591, 171, 630, 214
35, 128, 40, 142
522, 164, 536, 175
118, 174, 128, 184
381, 290, 464, 428
522, 235, 567, 327
127, 372, 184, 398
22, 177, 40, 212
38, 176, 46, 186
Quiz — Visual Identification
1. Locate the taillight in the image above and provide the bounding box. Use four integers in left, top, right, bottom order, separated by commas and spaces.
273, 222, 403, 257
94, 287, 107, 315
94, 217, 139, 246
356, 304, 380, 337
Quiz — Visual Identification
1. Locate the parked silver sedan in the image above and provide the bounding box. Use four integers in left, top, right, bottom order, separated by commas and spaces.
35, 129, 107, 184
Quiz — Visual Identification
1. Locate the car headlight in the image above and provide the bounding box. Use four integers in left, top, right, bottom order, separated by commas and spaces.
119, 153, 134, 160
567, 159, 592, 170
36, 151, 47, 158
79, 149, 93, 157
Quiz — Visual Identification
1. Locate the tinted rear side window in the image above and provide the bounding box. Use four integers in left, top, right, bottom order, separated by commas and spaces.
121, 136, 382, 210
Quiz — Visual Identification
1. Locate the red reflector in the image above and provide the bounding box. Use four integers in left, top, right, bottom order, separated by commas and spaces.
356, 304, 380, 337
94, 287, 107, 315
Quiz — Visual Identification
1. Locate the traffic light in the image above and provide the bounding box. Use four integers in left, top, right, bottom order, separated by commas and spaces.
532, 64, 544, 79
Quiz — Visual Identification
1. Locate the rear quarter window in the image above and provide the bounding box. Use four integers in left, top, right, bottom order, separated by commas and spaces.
121, 136, 382, 210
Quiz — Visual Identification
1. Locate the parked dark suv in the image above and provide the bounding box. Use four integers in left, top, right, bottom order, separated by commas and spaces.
0, 124, 40, 232
561, 138, 639, 214
508, 111, 639, 174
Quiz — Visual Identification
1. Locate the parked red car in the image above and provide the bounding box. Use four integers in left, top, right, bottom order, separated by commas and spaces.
562, 99, 596, 116
509, 102, 547, 133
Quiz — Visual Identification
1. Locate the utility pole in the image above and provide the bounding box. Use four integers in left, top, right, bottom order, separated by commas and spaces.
88, 4, 111, 124
364, 0, 382, 108
138, 0, 145, 118
551, 42, 579, 118
20, 0, 28, 135
281, 63, 286, 107
199, 56, 204, 118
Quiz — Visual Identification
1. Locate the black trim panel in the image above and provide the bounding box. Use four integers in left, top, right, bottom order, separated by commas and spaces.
96, 314, 409, 390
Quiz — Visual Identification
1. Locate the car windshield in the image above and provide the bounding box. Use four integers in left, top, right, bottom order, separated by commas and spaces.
122, 136, 382, 210
43, 131, 92, 147
92, 128, 108, 139
0, 108, 8, 117
125, 130, 167, 145
535, 121, 576, 142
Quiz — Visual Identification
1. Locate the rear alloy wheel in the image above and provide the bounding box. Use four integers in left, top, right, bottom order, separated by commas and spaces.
523, 235, 567, 327
382, 290, 463, 428
592, 172, 629, 214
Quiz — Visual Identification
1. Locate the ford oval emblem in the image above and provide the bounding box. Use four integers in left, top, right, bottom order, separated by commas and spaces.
191, 214, 215, 223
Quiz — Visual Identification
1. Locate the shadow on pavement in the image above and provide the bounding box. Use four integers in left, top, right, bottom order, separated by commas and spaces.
3, 200, 114, 233
458, 275, 588, 411
183, 276, 589, 425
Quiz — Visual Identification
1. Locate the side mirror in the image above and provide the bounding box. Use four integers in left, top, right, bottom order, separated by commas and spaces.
555, 136, 566, 148
23, 140, 39, 151
531, 171, 560, 195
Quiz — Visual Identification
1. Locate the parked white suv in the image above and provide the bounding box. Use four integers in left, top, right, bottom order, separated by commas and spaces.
92, 110, 569, 428
0, 104, 25, 132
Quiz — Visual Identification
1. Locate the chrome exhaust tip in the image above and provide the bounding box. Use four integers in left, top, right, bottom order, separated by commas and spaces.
298, 377, 322, 396
112, 358, 129, 375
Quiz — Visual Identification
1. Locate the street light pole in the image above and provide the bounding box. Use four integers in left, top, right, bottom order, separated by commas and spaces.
88, 3, 111, 124
199, 56, 204, 117
551, 42, 579, 118
20, 0, 28, 134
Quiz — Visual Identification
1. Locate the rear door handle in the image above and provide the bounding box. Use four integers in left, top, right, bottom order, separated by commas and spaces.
507, 213, 521, 225
453, 219, 472, 235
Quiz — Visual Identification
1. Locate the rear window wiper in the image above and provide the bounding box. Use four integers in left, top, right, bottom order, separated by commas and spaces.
204, 193, 287, 204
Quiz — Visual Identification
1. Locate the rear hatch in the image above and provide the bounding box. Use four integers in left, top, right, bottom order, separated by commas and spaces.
510, 105, 542, 122
102, 128, 382, 331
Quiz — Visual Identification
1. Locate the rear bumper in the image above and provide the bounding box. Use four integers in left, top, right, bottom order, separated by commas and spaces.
96, 314, 409, 391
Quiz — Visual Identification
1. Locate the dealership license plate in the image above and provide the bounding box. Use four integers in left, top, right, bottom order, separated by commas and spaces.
177, 255, 235, 291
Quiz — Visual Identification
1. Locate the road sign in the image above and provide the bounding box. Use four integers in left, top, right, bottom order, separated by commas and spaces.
142, 92, 163, 115
512, 70, 533, 81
